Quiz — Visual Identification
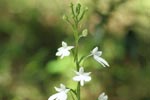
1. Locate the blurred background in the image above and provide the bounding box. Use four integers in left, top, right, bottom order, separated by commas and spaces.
0, 0, 150, 100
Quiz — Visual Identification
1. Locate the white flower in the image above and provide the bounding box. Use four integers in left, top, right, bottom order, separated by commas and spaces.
48, 84, 70, 100
73, 67, 91, 86
56, 41, 74, 59
90, 47, 109, 67
98, 92, 108, 100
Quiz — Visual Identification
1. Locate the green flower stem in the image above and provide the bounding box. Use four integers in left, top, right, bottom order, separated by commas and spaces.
79, 55, 91, 66
70, 89, 77, 100
73, 25, 81, 100
75, 42, 81, 100
77, 82, 80, 100
73, 23, 79, 70
69, 3, 87, 100
71, 16, 80, 100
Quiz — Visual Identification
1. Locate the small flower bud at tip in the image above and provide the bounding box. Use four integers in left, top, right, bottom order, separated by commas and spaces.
69, 3, 73, 7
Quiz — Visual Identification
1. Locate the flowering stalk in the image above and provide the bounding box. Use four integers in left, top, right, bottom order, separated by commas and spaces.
70, 3, 81, 100
48, 2, 110, 100
73, 15, 80, 100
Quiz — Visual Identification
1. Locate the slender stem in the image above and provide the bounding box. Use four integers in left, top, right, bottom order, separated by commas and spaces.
75, 39, 80, 100
70, 89, 76, 100
73, 21, 80, 100
79, 54, 91, 66
77, 82, 80, 100
73, 23, 79, 70
75, 37, 79, 70
70, 3, 85, 100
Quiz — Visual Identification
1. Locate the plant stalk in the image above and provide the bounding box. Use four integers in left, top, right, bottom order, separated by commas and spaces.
74, 22, 80, 100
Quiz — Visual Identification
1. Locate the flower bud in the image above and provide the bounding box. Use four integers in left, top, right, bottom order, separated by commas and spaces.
82, 29, 88, 37
85, 7, 88, 11
76, 3, 81, 15
62, 15, 68, 20
69, 3, 73, 7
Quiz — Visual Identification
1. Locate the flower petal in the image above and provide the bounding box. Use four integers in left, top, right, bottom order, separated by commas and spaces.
48, 93, 58, 100
74, 71, 80, 75
63, 50, 70, 56
80, 80, 84, 86
66, 46, 74, 50
79, 67, 84, 73
83, 72, 91, 76
95, 51, 102, 56
62, 41, 67, 47
83, 75, 91, 81
58, 47, 64, 51
64, 89, 70, 93
94, 55, 109, 67
60, 50, 70, 59
73, 76, 81, 81
98, 92, 108, 100
54, 87, 62, 92
57, 92, 67, 100
60, 84, 66, 90
91, 47, 98, 54
56, 51, 62, 56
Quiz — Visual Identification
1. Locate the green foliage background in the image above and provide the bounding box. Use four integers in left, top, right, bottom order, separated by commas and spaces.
0, 0, 150, 100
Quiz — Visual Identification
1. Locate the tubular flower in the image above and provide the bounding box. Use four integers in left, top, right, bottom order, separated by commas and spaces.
48, 84, 70, 100
56, 41, 74, 59
73, 67, 91, 86
98, 92, 108, 100
90, 47, 109, 67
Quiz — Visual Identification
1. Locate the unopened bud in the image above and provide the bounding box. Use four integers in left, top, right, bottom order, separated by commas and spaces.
82, 29, 88, 37
70, 3, 73, 7
85, 7, 88, 11
76, 3, 81, 14
62, 15, 68, 20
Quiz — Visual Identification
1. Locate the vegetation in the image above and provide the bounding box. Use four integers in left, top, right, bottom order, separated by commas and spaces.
0, 0, 150, 100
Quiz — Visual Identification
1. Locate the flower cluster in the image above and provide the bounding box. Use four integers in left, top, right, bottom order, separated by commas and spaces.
48, 2, 110, 100
48, 41, 109, 100
56, 42, 109, 67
